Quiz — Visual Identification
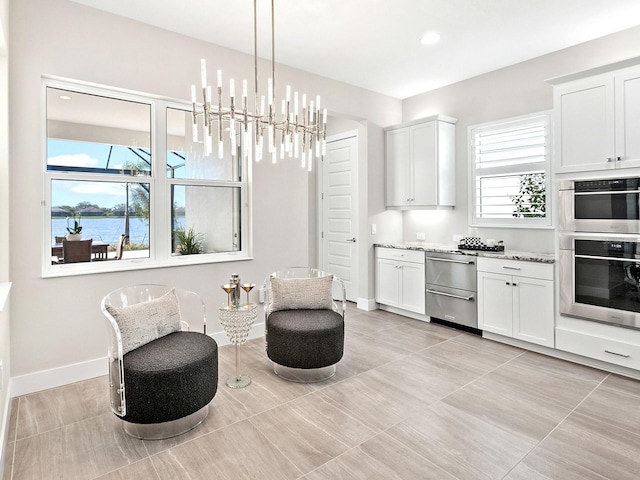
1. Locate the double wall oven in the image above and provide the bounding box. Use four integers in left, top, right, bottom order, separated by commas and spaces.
559, 177, 640, 329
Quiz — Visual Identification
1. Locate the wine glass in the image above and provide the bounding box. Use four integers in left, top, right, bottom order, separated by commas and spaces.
221, 284, 235, 308
241, 283, 255, 306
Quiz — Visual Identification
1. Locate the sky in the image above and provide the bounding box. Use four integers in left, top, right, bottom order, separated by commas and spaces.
48, 139, 184, 208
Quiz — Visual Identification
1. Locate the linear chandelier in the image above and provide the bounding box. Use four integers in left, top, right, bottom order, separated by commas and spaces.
190, 0, 327, 171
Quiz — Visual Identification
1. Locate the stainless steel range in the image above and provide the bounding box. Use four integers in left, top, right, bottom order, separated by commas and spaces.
425, 252, 478, 329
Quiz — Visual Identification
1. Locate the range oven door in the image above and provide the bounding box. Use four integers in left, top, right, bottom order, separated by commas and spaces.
559, 178, 640, 233
560, 234, 640, 329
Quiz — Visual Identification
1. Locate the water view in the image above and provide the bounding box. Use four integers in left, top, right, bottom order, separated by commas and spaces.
51, 216, 185, 246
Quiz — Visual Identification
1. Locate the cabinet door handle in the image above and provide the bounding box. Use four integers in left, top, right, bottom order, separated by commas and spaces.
617, 156, 623, 161
346, 237, 357, 243
502, 266, 521, 271
512, 283, 517, 287
426, 289, 474, 301
506, 282, 511, 286
604, 349, 630, 358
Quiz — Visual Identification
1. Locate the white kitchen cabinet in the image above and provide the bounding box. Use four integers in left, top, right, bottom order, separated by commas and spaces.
375, 247, 425, 314
556, 316, 640, 371
551, 63, 640, 173
385, 115, 456, 209
477, 257, 554, 348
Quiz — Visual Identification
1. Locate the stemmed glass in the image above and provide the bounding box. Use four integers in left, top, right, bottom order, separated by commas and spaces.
221, 284, 235, 308
241, 283, 255, 307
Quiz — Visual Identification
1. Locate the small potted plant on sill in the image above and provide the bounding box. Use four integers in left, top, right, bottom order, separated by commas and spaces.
66, 216, 83, 241
174, 226, 204, 255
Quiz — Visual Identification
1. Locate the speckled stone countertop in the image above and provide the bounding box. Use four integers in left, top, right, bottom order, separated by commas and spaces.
374, 242, 555, 264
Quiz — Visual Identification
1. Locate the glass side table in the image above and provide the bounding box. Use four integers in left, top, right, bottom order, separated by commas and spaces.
218, 304, 257, 388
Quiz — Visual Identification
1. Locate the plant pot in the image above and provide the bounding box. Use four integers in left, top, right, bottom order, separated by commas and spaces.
66, 233, 82, 241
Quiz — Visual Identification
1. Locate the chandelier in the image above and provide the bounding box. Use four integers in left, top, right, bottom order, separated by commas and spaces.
190, 0, 327, 171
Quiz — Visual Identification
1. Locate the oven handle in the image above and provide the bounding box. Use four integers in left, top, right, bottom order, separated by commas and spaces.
426, 289, 474, 301
574, 189, 640, 195
426, 257, 474, 265
575, 254, 640, 263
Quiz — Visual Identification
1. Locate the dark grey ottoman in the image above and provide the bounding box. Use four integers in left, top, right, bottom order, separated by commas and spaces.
121, 331, 218, 429
266, 309, 344, 371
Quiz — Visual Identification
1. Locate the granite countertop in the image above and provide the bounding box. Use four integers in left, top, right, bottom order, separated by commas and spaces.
374, 242, 555, 264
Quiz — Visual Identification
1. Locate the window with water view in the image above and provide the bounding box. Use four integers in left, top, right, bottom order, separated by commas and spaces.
44, 83, 247, 274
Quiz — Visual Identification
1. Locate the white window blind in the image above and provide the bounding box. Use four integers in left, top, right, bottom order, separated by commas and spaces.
469, 112, 551, 227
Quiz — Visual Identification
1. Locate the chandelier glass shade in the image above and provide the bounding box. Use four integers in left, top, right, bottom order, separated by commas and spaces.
190, 0, 327, 171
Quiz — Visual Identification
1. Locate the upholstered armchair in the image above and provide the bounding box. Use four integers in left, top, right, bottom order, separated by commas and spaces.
263, 267, 346, 382
100, 285, 218, 439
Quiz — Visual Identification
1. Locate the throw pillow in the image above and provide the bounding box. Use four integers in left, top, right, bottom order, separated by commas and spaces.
105, 289, 181, 354
270, 275, 333, 312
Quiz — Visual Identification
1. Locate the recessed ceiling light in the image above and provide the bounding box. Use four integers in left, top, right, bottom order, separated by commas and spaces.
420, 32, 441, 45
59, 95, 72, 100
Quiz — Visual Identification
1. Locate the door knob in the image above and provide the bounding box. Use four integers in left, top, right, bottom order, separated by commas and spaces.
346, 237, 357, 243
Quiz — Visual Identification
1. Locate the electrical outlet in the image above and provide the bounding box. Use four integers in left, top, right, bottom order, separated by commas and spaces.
416, 232, 425, 241
259, 287, 265, 304
453, 234, 463, 243
371, 223, 377, 235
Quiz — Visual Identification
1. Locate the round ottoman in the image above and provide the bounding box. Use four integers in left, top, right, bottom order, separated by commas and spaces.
266, 309, 344, 381
120, 331, 218, 438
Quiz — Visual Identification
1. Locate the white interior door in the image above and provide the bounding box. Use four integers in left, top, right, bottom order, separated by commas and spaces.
321, 133, 358, 302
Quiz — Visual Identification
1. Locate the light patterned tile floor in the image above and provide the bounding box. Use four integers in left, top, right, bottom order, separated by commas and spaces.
4, 305, 640, 479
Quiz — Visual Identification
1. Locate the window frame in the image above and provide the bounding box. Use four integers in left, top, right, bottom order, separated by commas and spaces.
42, 77, 252, 278
468, 111, 552, 229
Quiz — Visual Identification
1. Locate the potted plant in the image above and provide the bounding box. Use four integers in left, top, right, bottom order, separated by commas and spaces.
66, 216, 83, 241
174, 226, 204, 255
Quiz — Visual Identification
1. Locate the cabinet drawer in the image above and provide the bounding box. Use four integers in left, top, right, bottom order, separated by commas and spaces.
556, 327, 640, 371
477, 257, 553, 280
426, 284, 477, 329
375, 247, 424, 264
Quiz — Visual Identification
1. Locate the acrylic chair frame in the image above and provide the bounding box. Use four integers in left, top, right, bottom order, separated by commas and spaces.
100, 284, 209, 439
263, 267, 346, 382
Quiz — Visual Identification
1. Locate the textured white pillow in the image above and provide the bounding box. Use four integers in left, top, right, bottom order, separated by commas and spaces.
270, 276, 333, 312
106, 289, 181, 354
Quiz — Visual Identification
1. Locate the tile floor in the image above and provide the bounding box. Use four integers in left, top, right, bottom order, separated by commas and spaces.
4, 306, 640, 479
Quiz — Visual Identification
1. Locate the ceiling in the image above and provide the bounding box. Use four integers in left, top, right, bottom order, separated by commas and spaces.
71, 0, 640, 99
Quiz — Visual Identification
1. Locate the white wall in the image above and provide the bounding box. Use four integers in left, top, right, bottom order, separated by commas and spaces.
401, 25, 640, 253
8, 0, 401, 392
0, 0, 10, 470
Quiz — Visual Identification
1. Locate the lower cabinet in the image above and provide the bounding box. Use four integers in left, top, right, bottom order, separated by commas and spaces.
375, 247, 425, 314
556, 316, 640, 371
477, 257, 554, 348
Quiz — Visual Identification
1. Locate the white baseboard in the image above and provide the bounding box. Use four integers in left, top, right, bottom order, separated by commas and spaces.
378, 304, 430, 322
11, 357, 107, 398
10, 323, 266, 399
356, 298, 377, 311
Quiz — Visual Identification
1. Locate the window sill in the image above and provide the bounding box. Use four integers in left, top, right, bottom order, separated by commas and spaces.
42, 253, 253, 278
469, 223, 554, 230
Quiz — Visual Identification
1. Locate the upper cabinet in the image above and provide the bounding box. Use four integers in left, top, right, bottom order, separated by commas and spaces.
550, 59, 640, 173
384, 115, 456, 209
